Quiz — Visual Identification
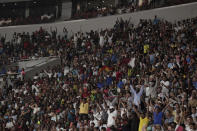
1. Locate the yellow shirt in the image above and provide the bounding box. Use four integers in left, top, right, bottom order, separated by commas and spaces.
144, 44, 149, 54
108, 49, 113, 54
61, 99, 64, 105
73, 85, 77, 91
139, 117, 149, 131
79, 102, 89, 114
49, 50, 53, 55
128, 68, 132, 77
173, 111, 182, 123
91, 90, 96, 94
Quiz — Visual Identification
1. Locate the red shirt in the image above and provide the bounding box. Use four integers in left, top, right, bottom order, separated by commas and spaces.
116, 71, 122, 81
24, 42, 29, 49
82, 90, 90, 98
21, 70, 25, 76
120, 58, 130, 66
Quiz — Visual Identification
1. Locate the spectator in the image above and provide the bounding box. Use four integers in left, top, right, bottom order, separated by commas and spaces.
0, 16, 197, 131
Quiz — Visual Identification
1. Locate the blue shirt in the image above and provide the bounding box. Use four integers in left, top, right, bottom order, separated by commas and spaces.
0, 67, 6, 74
0, 47, 3, 54
68, 109, 75, 122
106, 77, 112, 86
168, 63, 174, 68
82, 74, 87, 81
150, 54, 155, 64
153, 112, 163, 125
193, 81, 197, 89
97, 83, 104, 88
164, 117, 174, 124
153, 19, 159, 25
117, 81, 124, 88
72, 70, 78, 76
57, 72, 62, 78
186, 57, 191, 64
111, 55, 117, 63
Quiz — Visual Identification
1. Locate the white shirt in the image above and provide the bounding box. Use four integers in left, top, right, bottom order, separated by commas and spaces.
90, 119, 99, 127
128, 57, 135, 68
108, 35, 113, 44
185, 124, 195, 131
145, 78, 158, 98
99, 124, 107, 130
6, 121, 14, 129
33, 75, 39, 80
99, 35, 104, 47
160, 80, 170, 96
107, 110, 117, 127
64, 67, 70, 76
17, 37, 21, 44
112, 72, 116, 77
120, 108, 127, 117
145, 87, 152, 97
130, 85, 144, 106
48, 73, 52, 78
74, 35, 78, 43
32, 84, 39, 93
56, 127, 61, 131
93, 112, 102, 121
191, 112, 197, 118
51, 115, 57, 122
191, 112, 197, 123
93, 70, 98, 76
33, 107, 40, 114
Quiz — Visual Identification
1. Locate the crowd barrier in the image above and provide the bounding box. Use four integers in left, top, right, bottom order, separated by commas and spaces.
24, 57, 60, 80
0, 2, 197, 41
18, 56, 59, 69
0, 56, 60, 80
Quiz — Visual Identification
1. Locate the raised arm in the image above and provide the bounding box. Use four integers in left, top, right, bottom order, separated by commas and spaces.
119, 98, 126, 109
177, 106, 185, 125
161, 101, 170, 113
153, 77, 158, 89
44, 70, 50, 76
138, 85, 144, 96
130, 85, 136, 95
133, 105, 141, 118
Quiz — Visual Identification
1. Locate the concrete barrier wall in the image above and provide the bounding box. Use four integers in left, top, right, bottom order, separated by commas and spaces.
24, 58, 60, 80
0, 2, 197, 41
18, 57, 57, 69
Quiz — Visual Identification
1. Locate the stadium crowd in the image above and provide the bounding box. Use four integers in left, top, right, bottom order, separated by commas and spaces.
0, 15, 197, 131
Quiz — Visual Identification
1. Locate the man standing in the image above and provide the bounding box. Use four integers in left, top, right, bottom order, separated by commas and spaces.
107, 106, 117, 128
